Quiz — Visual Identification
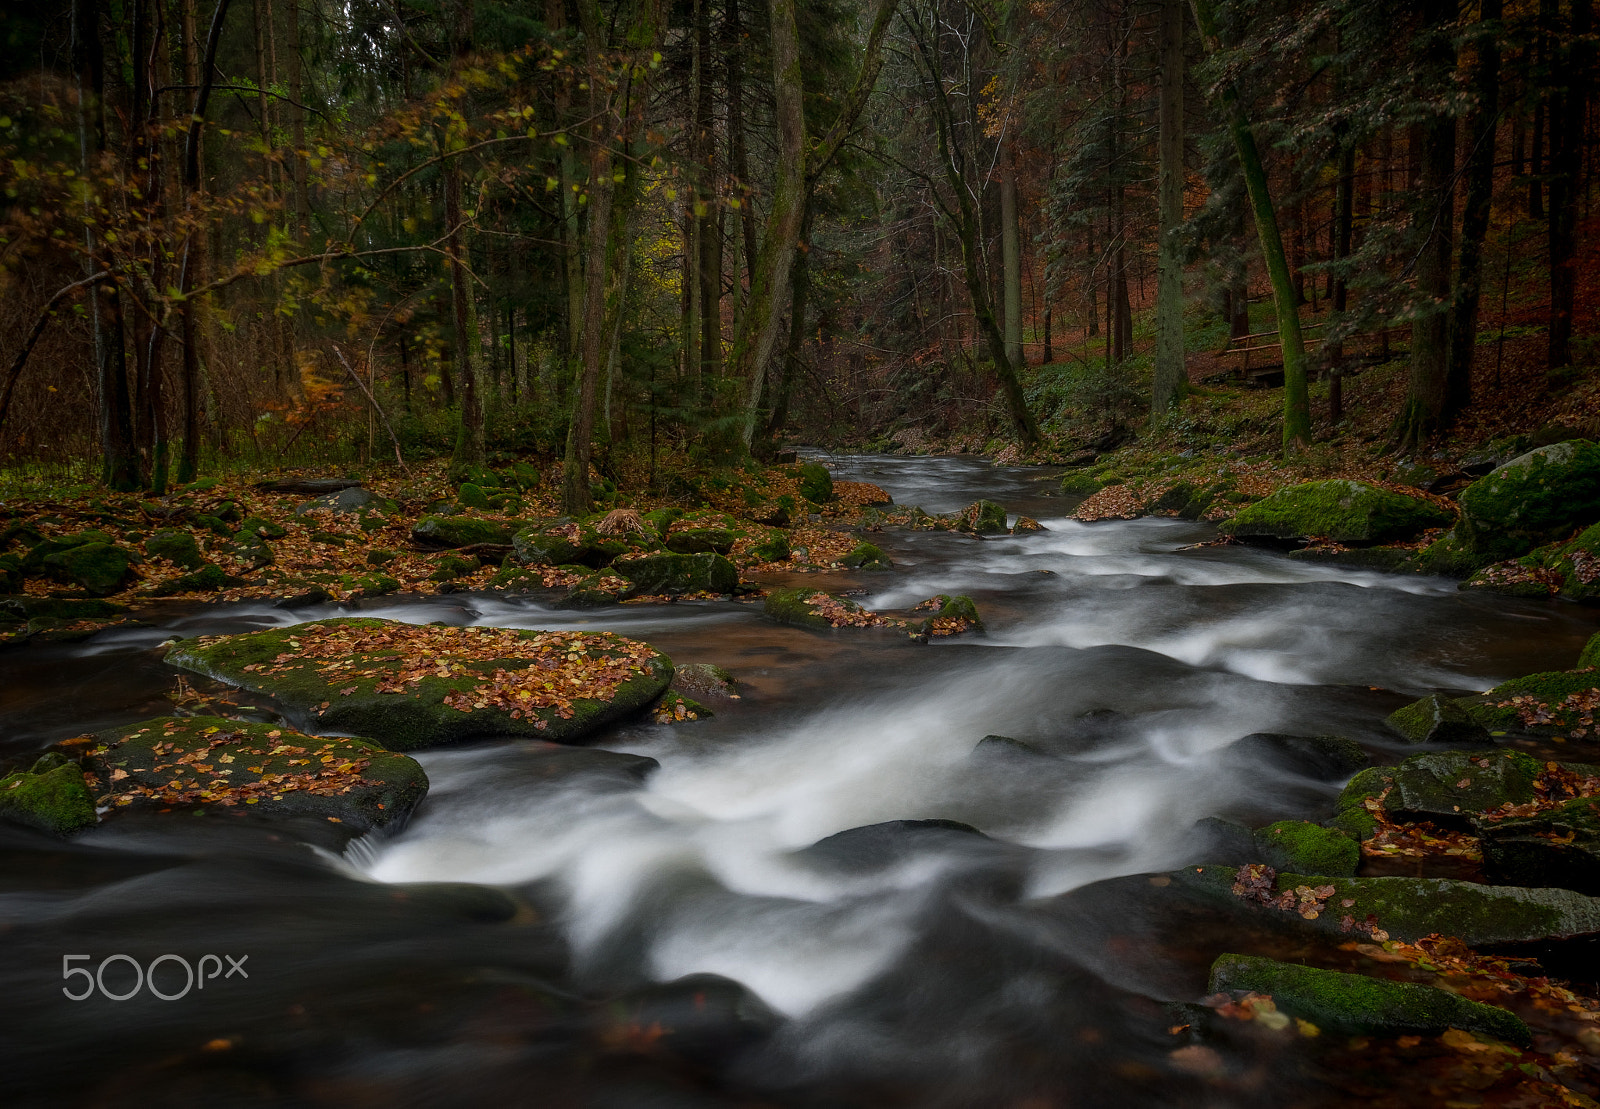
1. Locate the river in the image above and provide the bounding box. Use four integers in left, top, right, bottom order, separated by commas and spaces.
4, 454, 1597, 1107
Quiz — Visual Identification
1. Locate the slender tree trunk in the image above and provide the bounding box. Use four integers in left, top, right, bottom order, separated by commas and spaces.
1329, 142, 1355, 422
1549, 0, 1591, 369
695, 0, 722, 391
1153, 0, 1185, 420
1191, 0, 1310, 453
1448, 0, 1502, 416
444, 0, 484, 473
1001, 152, 1024, 370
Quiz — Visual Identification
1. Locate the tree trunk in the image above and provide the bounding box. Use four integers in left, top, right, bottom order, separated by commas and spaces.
1190, 0, 1311, 453
1329, 142, 1355, 423
1152, 0, 1185, 420
1549, 0, 1591, 369
444, 0, 484, 473
1001, 152, 1024, 371
1448, 0, 1501, 416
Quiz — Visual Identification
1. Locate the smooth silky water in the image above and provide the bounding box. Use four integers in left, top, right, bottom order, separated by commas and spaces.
3, 455, 1597, 1107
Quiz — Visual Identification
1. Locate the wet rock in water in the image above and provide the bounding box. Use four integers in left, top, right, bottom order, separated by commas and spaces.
613, 552, 736, 596
1174, 865, 1600, 945
1219, 480, 1452, 545
1381, 750, 1545, 827
801, 819, 986, 871
1456, 439, 1600, 560
913, 593, 983, 639
1252, 821, 1360, 877
973, 734, 1052, 759
80, 716, 427, 832
601, 973, 781, 1065
672, 663, 738, 700
957, 500, 1009, 535
512, 516, 652, 568
840, 541, 892, 570
562, 569, 634, 607
412, 515, 519, 549
1010, 516, 1045, 534
1386, 693, 1491, 745
0, 596, 128, 622
144, 528, 205, 570
1059, 471, 1104, 497
763, 587, 874, 630
165, 617, 672, 750
797, 461, 833, 504
1222, 732, 1369, 779
1207, 954, 1530, 1044
1480, 796, 1600, 896
40, 541, 137, 596
1287, 546, 1417, 571
0, 754, 98, 836
651, 690, 711, 723
1455, 667, 1600, 737
1409, 529, 1493, 578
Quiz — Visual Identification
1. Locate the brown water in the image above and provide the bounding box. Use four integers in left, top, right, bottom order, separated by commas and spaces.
2, 454, 1597, 1108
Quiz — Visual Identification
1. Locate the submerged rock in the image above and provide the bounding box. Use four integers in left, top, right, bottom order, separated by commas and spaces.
1175, 865, 1600, 945
957, 500, 1009, 535
1208, 954, 1529, 1044
1386, 693, 1491, 745
672, 663, 738, 700
0, 755, 98, 836
1222, 732, 1369, 779
1220, 480, 1451, 545
81, 716, 427, 832
165, 617, 672, 750
801, 819, 986, 871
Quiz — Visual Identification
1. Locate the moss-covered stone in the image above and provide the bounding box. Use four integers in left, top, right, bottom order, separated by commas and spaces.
412, 515, 517, 549
80, 716, 427, 833
1225, 733, 1369, 779
457, 483, 493, 510
764, 587, 842, 630
749, 531, 791, 562
41, 542, 136, 596
144, 528, 204, 569
512, 518, 646, 568
1581, 632, 1600, 670
1060, 472, 1105, 496
145, 564, 245, 597
651, 691, 712, 724
1408, 529, 1494, 578
1175, 865, 1600, 945
0, 595, 128, 621
0, 761, 98, 836
1458, 439, 1600, 559
563, 571, 632, 607
798, 462, 833, 504
613, 552, 736, 595
1387, 693, 1491, 745
21, 530, 115, 573
1208, 954, 1530, 1045
1288, 546, 1418, 571
295, 487, 388, 516
1454, 669, 1600, 735
344, 572, 401, 598
665, 527, 735, 555
1220, 480, 1452, 544
429, 554, 481, 582
1252, 821, 1360, 876
1479, 796, 1600, 896
238, 515, 287, 540
672, 663, 737, 700
841, 542, 892, 570
1382, 750, 1543, 826
957, 500, 1009, 535
917, 593, 984, 637
165, 618, 673, 750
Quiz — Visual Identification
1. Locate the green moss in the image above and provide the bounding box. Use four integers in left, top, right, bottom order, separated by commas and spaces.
344, 573, 401, 597
145, 529, 204, 569
367, 548, 398, 567
83, 715, 426, 832
41, 542, 136, 595
238, 515, 286, 540
958, 500, 1009, 535
1484, 669, 1600, 704
665, 528, 736, 555
1480, 796, 1600, 896
0, 762, 98, 836
0, 596, 128, 621
842, 542, 892, 570
1386, 694, 1491, 745
1580, 632, 1600, 670
1208, 954, 1529, 1044
145, 564, 242, 597
749, 531, 791, 562
613, 552, 736, 595
764, 587, 838, 630
920, 594, 983, 636
1220, 480, 1452, 544
798, 462, 833, 504
1458, 439, 1600, 558
1253, 820, 1359, 876
1407, 529, 1492, 578
412, 515, 518, 548
429, 554, 481, 582
1060, 472, 1105, 496
457, 483, 493, 509
164, 618, 673, 751
1175, 865, 1600, 946
564, 572, 631, 607
1385, 750, 1542, 824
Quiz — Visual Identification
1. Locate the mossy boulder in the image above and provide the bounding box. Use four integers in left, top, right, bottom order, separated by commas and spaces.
841, 542, 892, 570
0, 554, 20, 592
0, 756, 98, 836
613, 552, 736, 596
916, 593, 984, 638
412, 515, 518, 549
957, 500, 1009, 535
672, 663, 738, 700
1387, 693, 1492, 745
1208, 954, 1529, 1044
512, 518, 645, 568
1457, 668, 1600, 735
81, 716, 427, 833
1175, 865, 1600, 945
41, 542, 136, 596
797, 462, 833, 504
1457, 440, 1600, 559
665, 527, 735, 555
1480, 796, 1600, 896
0, 596, 127, 622
765, 588, 849, 630
1060, 472, 1104, 496
1381, 750, 1543, 826
1581, 632, 1600, 670
1252, 821, 1360, 876
748, 531, 791, 563
563, 570, 634, 607
1408, 529, 1493, 578
295, 487, 386, 516
144, 564, 245, 597
164, 618, 673, 750
457, 483, 493, 510
21, 530, 114, 572
429, 554, 481, 582
1220, 480, 1452, 544
238, 515, 287, 541
144, 528, 205, 570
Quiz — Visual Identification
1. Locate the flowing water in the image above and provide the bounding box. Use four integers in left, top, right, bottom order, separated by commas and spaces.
3, 455, 1598, 1108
